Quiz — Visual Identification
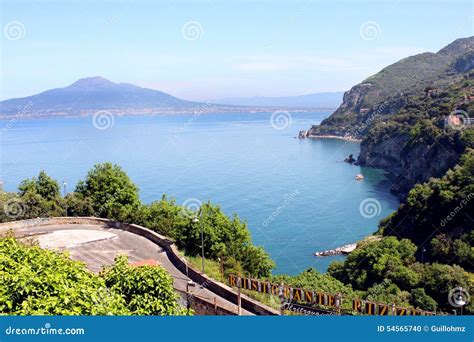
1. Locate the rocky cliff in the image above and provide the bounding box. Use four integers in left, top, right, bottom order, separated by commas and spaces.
307, 37, 474, 198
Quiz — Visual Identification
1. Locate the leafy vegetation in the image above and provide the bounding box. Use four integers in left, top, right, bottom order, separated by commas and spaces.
379, 150, 474, 269
0, 163, 275, 278
0, 237, 187, 315
327, 237, 473, 313
75, 162, 141, 221
137, 196, 275, 277
311, 37, 474, 138
102, 255, 188, 315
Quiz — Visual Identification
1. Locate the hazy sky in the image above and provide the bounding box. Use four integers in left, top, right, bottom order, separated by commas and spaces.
1, 0, 472, 101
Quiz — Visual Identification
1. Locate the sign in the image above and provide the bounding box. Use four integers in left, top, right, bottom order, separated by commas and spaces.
229, 274, 436, 316
228, 274, 340, 308
352, 299, 435, 316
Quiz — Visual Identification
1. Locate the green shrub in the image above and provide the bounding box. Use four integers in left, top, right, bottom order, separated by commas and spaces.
102, 255, 189, 315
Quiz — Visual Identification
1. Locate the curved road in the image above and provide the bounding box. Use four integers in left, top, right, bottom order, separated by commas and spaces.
9, 223, 253, 315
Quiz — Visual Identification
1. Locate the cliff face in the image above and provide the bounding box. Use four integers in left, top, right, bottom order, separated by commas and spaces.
358, 130, 466, 197
307, 37, 474, 198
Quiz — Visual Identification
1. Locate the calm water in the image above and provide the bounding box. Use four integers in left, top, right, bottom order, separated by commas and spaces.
0, 112, 398, 274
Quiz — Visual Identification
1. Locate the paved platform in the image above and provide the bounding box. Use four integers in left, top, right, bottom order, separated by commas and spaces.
10, 223, 251, 315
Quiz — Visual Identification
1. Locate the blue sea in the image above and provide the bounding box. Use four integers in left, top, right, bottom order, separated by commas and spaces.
0, 112, 399, 274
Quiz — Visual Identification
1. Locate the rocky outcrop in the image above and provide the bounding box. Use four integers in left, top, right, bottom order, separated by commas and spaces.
298, 130, 307, 139
344, 154, 356, 164
314, 243, 357, 257
307, 37, 474, 198
357, 132, 466, 197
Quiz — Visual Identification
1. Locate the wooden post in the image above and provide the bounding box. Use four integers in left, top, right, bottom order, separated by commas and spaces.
237, 277, 242, 316
335, 292, 342, 315
214, 297, 218, 315
220, 257, 224, 278
279, 283, 285, 316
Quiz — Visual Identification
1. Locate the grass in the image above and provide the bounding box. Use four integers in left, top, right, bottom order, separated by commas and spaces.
181, 252, 283, 310
182, 253, 226, 283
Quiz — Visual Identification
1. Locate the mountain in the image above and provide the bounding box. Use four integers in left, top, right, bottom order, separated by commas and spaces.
0, 76, 202, 117
307, 37, 474, 139
304, 37, 474, 197
209, 92, 344, 109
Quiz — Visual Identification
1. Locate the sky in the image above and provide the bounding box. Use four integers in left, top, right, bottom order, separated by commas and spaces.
1, 0, 473, 101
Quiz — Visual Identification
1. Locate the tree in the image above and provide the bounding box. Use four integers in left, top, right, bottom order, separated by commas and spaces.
364, 279, 410, 306
328, 237, 419, 290
410, 288, 437, 311
75, 163, 141, 221
64, 192, 94, 217
421, 263, 472, 312
18, 171, 60, 200
379, 150, 474, 268
137, 195, 189, 238
15, 171, 64, 219
137, 198, 275, 277
239, 245, 275, 278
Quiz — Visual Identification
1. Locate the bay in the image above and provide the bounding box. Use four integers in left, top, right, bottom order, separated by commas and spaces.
0, 112, 399, 274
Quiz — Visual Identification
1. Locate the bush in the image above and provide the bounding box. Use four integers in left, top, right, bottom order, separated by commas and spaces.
0, 237, 128, 315
0, 238, 189, 316
272, 268, 354, 298
102, 255, 189, 315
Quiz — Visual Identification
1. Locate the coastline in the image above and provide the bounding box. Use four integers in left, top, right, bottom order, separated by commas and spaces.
0, 107, 337, 121
307, 134, 362, 143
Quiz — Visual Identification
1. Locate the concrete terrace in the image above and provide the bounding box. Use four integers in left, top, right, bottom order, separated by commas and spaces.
6, 222, 254, 315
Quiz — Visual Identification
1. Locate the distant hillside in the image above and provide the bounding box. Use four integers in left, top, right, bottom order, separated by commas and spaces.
0, 77, 330, 118
209, 92, 344, 109
307, 37, 474, 138
0, 76, 202, 117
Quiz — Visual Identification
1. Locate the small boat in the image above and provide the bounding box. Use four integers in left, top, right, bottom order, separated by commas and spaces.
355, 174, 364, 180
